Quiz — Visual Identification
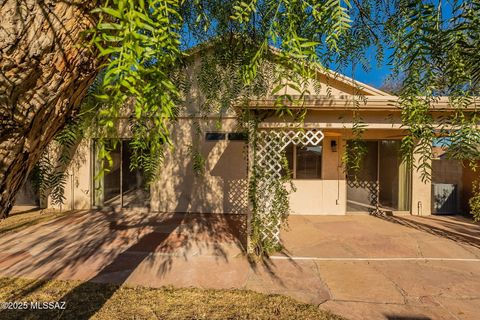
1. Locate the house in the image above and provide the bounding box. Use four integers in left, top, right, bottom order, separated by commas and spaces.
15, 44, 477, 218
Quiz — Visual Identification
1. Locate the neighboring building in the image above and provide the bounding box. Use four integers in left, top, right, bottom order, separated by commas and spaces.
15, 45, 477, 217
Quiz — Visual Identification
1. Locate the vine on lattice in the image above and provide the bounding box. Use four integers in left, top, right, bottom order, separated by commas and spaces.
248, 122, 324, 255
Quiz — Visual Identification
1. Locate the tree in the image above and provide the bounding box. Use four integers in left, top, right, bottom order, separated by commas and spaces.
379, 76, 404, 95
386, 0, 480, 180
0, 0, 372, 218
1, 0, 479, 220
0, 0, 100, 218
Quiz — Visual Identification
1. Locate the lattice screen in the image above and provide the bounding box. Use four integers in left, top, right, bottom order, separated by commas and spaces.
249, 128, 324, 248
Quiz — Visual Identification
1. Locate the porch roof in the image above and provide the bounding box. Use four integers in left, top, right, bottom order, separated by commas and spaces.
243, 96, 479, 112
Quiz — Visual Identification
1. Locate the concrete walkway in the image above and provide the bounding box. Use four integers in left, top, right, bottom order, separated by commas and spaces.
0, 210, 479, 320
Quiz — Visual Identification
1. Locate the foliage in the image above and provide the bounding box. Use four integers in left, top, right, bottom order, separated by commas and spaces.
90, 0, 183, 182
247, 119, 296, 256
32, 79, 103, 207
342, 90, 368, 177
386, 0, 480, 180
85, 0, 387, 255
187, 119, 206, 176
32, 0, 480, 250
31, 79, 101, 206
34, 152, 67, 207
379, 75, 405, 95
343, 138, 367, 178
469, 179, 480, 222
89, 0, 378, 176
128, 115, 166, 183
249, 175, 294, 255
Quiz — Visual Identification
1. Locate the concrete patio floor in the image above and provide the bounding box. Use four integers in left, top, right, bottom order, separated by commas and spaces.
0, 209, 479, 320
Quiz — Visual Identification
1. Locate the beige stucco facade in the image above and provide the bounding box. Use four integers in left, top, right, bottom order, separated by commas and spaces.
38, 116, 435, 217
38, 121, 435, 216
23, 48, 469, 217
151, 118, 248, 214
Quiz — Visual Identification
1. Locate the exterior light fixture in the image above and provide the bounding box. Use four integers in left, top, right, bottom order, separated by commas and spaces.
330, 139, 337, 152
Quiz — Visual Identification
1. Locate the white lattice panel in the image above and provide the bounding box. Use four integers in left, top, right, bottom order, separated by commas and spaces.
249, 128, 324, 247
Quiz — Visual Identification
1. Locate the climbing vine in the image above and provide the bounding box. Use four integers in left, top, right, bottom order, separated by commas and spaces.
246, 118, 297, 256
470, 179, 480, 222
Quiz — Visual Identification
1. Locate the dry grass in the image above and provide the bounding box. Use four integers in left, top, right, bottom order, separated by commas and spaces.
0, 208, 72, 235
0, 277, 344, 320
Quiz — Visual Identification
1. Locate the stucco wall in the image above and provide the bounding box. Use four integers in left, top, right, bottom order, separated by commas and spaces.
462, 161, 480, 214
148, 111, 429, 216
38, 110, 436, 216
38, 110, 436, 217
47, 139, 92, 210
151, 118, 248, 214
411, 151, 432, 216
152, 121, 349, 215
289, 135, 346, 215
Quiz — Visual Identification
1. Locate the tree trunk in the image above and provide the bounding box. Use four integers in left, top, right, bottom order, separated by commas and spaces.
0, 0, 99, 218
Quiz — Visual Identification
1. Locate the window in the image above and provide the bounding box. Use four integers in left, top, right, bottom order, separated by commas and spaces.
228, 132, 248, 141
283, 143, 322, 179
205, 132, 248, 141
205, 132, 226, 141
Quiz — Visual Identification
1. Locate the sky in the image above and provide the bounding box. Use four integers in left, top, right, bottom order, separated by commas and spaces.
351, 0, 455, 89
337, 45, 395, 90
347, 59, 393, 89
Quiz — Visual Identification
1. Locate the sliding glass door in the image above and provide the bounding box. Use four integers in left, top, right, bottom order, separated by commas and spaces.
93, 140, 149, 208
347, 140, 411, 213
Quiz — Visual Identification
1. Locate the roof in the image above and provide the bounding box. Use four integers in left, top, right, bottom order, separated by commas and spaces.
184, 39, 479, 112
266, 45, 389, 97
184, 38, 390, 97
246, 96, 479, 111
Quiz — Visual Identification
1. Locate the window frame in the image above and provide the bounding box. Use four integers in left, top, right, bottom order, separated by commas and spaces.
286, 142, 323, 180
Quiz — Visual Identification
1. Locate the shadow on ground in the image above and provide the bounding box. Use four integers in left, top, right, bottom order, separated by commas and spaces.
0, 207, 252, 319
372, 213, 480, 249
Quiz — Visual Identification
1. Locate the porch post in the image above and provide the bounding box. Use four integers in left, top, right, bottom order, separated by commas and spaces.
411, 144, 432, 215
246, 121, 255, 254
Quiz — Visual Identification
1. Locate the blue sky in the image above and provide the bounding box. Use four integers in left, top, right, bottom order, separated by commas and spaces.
346, 60, 393, 89
339, 46, 395, 90
350, 0, 455, 89
180, 1, 458, 90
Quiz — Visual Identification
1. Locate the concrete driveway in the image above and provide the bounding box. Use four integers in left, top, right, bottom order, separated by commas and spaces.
0, 210, 479, 320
